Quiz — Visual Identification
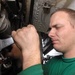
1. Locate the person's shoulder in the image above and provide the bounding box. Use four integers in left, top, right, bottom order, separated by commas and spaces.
43, 55, 63, 68
63, 65, 75, 75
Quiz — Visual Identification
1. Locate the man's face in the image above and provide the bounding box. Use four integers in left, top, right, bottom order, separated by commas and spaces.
48, 11, 75, 53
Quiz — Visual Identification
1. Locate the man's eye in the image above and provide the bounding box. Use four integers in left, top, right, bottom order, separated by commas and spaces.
55, 26, 60, 29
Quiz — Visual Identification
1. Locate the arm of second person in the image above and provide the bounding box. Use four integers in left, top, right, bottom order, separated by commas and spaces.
12, 24, 41, 70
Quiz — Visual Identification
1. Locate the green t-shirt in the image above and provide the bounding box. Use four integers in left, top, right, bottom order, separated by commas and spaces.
18, 55, 75, 75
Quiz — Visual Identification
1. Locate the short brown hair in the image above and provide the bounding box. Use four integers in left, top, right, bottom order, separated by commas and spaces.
51, 8, 75, 25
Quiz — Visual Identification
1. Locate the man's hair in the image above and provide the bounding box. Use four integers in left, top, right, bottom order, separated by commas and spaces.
51, 8, 75, 25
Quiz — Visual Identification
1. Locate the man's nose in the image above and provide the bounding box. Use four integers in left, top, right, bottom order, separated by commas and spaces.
48, 28, 55, 38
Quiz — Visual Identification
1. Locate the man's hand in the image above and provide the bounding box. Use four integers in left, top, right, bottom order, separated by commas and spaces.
12, 25, 41, 70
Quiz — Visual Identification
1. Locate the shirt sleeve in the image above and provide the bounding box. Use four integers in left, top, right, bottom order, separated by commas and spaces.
17, 64, 43, 75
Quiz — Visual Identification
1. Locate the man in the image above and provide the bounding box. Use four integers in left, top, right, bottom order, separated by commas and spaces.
12, 8, 75, 75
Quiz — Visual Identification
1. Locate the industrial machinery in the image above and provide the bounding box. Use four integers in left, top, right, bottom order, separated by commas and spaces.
0, 0, 75, 75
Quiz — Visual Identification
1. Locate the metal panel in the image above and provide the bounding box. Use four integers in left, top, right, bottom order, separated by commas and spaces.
32, 0, 75, 33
